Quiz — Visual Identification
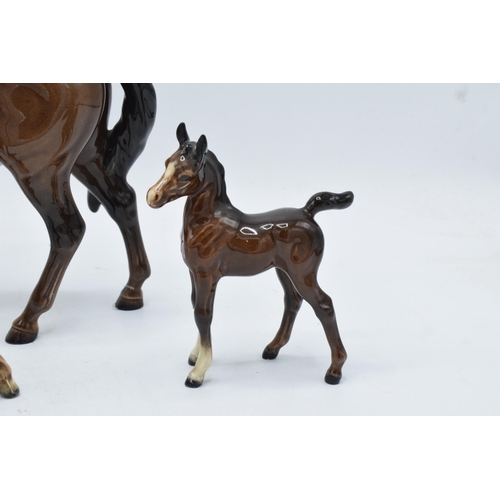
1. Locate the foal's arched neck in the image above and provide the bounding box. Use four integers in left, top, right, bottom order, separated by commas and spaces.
187, 153, 231, 212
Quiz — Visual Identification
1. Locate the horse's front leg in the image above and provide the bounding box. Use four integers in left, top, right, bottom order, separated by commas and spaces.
0, 356, 20, 398
185, 273, 219, 388
73, 167, 151, 310
104, 177, 151, 310
6, 171, 86, 344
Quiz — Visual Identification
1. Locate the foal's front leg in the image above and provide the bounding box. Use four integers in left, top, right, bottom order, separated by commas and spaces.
188, 271, 201, 366
186, 273, 218, 388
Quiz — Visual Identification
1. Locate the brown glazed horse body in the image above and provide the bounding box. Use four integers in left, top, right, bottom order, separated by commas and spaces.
148, 123, 353, 387
0, 83, 156, 344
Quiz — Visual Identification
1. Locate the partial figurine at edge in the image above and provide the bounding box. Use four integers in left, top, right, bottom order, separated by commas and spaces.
0, 84, 156, 345
147, 123, 354, 387
0, 356, 19, 398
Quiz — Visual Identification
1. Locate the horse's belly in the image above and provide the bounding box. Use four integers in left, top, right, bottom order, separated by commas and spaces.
0, 84, 105, 173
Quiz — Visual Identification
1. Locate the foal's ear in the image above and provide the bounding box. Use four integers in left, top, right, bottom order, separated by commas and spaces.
195, 135, 208, 162
176, 122, 189, 145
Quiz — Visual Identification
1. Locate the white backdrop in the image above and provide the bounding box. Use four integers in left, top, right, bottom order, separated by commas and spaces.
1, 83, 499, 415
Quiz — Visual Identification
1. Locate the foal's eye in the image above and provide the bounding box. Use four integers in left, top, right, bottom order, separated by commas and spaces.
179, 175, 191, 182
180, 156, 185, 162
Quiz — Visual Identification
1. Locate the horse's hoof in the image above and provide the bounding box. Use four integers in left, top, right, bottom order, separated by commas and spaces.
324, 374, 342, 385
188, 355, 197, 366
6, 326, 38, 345
262, 346, 279, 360
185, 377, 203, 388
115, 294, 144, 311
1, 387, 20, 399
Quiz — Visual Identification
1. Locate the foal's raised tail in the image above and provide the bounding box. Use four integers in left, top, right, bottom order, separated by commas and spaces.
303, 191, 354, 216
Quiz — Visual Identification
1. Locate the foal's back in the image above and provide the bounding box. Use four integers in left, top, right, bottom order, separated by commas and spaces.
185, 201, 324, 277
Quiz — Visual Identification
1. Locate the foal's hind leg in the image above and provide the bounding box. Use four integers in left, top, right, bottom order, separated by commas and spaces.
6, 168, 86, 344
262, 269, 303, 360
289, 272, 347, 384
72, 165, 151, 310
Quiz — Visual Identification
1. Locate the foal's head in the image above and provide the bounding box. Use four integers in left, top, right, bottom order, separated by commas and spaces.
147, 123, 208, 208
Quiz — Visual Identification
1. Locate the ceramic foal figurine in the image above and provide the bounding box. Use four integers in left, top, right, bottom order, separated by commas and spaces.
0, 84, 156, 344
148, 123, 354, 387
0, 356, 19, 398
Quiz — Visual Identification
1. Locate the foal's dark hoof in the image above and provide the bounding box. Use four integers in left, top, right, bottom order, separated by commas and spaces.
324, 374, 342, 385
115, 295, 144, 311
262, 346, 279, 360
185, 377, 203, 388
188, 355, 197, 366
6, 326, 38, 345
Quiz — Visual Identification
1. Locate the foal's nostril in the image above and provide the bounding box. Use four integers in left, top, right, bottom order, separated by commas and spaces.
147, 188, 159, 207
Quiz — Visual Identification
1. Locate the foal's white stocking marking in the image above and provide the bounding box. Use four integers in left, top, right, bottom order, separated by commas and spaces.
189, 334, 201, 364
188, 344, 212, 384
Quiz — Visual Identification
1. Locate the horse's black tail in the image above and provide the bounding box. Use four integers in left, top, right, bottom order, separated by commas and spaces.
303, 191, 354, 216
87, 83, 157, 212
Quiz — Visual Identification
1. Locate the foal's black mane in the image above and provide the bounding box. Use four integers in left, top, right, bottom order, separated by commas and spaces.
204, 150, 231, 204
182, 139, 230, 204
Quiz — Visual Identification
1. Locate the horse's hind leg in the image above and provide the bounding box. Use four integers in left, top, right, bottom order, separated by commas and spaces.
262, 268, 303, 360
288, 272, 347, 385
6, 166, 86, 344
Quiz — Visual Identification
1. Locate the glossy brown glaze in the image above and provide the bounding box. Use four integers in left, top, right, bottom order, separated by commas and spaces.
0, 355, 19, 398
0, 83, 156, 344
148, 122, 354, 387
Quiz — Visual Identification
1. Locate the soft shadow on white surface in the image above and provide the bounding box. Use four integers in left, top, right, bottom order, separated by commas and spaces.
1, 84, 500, 415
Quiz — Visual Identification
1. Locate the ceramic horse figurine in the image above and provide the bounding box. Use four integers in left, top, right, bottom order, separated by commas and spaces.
0, 356, 19, 398
147, 123, 354, 387
0, 84, 156, 344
